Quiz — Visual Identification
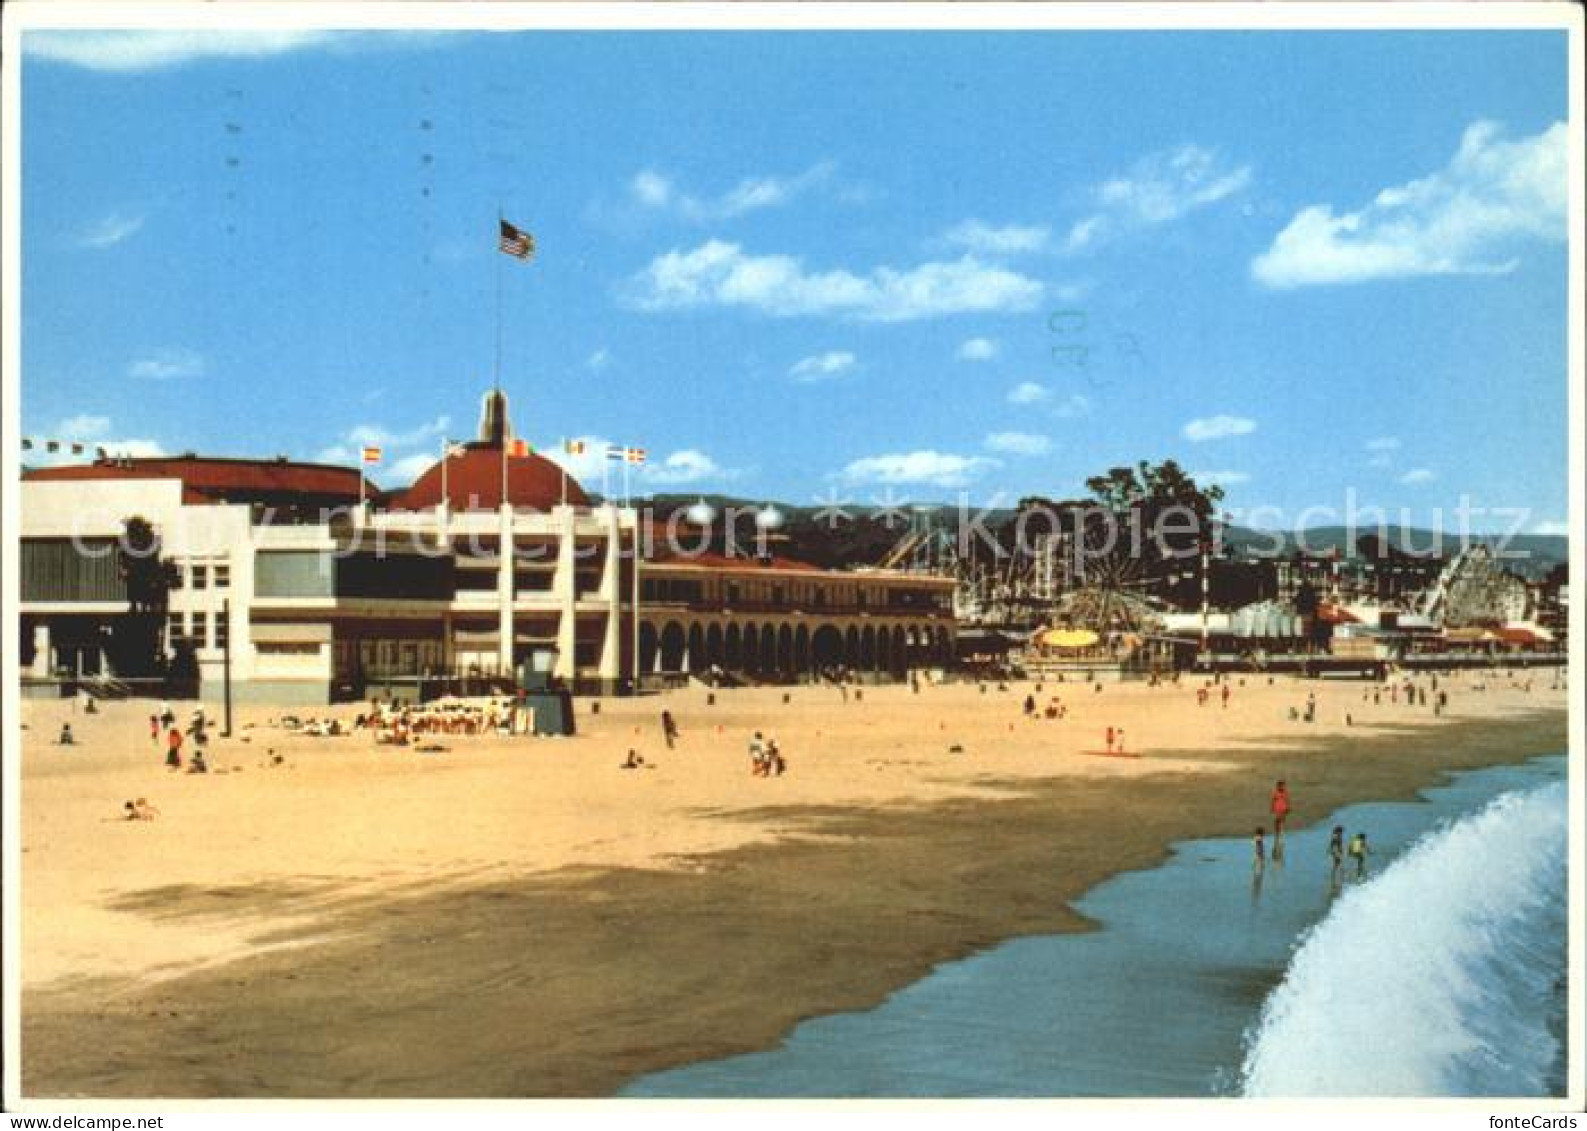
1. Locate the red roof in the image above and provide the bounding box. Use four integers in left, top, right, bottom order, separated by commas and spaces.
1495, 627, 1543, 646
395, 444, 589, 512
24, 457, 374, 506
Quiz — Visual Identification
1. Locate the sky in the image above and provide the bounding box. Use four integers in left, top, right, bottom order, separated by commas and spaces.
18, 28, 1572, 534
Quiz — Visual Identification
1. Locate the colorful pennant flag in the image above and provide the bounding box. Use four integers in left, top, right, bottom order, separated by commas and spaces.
509, 438, 532, 458
361, 446, 383, 464
625, 447, 647, 465
564, 439, 587, 456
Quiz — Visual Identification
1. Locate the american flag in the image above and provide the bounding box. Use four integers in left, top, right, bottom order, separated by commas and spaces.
498, 219, 535, 260
605, 445, 625, 461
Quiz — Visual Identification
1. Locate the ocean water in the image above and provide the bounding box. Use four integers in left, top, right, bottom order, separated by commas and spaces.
622, 754, 1568, 1098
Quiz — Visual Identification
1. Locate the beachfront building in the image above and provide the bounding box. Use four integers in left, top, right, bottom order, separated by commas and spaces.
20, 390, 956, 703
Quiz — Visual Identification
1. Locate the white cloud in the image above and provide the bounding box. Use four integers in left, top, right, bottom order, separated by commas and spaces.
1065, 144, 1251, 252
643, 448, 737, 486
985, 431, 1052, 457
317, 415, 452, 464
59, 414, 111, 440
958, 337, 999, 361
1183, 414, 1256, 442
586, 348, 612, 371
1191, 469, 1251, 486
1252, 120, 1567, 288
1051, 393, 1092, 419
27, 30, 342, 72
77, 211, 144, 249
840, 450, 999, 489
626, 240, 1044, 321
388, 452, 436, 484
631, 170, 674, 208
541, 436, 615, 484
630, 162, 836, 221
789, 351, 857, 381
1365, 436, 1401, 452
1399, 468, 1436, 485
943, 219, 1050, 256
128, 348, 205, 380
25, 419, 163, 467
1007, 381, 1051, 405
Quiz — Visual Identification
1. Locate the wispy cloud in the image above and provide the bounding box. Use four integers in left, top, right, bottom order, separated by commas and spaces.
77, 211, 144, 249
626, 240, 1043, 322
27, 30, 343, 72
1191, 469, 1251, 487
789, 351, 857, 381
958, 337, 999, 361
1183, 414, 1256, 443
586, 348, 613, 371
1365, 436, 1401, 452
942, 219, 1050, 256
1065, 144, 1251, 253
1399, 468, 1437, 486
643, 449, 738, 486
1252, 120, 1566, 288
629, 162, 837, 222
840, 450, 998, 489
58, 414, 111, 440
1530, 519, 1568, 537
25, 415, 162, 466
985, 431, 1052, 457
128, 348, 204, 380
1051, 393, 1092, 419
317, 415, 451, 465
1007, 381, 1049, 405
388, 453, 436, 484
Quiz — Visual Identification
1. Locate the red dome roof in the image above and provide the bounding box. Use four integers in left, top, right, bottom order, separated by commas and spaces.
396, 444, 590, 511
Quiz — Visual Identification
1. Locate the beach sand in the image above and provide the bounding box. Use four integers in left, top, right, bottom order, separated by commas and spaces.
17, 671, 1567, 1098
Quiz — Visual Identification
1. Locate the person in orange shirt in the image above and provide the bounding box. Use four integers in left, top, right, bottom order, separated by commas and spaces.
1270, 780, 1291, 837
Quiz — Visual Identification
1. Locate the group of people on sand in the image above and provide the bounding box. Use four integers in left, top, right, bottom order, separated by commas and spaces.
1253, 780, 1370, 880
748, 731, 786, 777
149, 703, 209, 773
360, 697, 518, 746
1021, 694, 1069, 720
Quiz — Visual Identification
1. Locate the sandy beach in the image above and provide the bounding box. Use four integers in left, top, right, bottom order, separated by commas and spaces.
18, 671, 1567, 1098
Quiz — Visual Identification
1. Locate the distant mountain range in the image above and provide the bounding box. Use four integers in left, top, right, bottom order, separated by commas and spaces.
636, 494, 1568, 579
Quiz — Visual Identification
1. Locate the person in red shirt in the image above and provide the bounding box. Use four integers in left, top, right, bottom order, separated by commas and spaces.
165, 727, 183, 770
1270, 780, 1292, 836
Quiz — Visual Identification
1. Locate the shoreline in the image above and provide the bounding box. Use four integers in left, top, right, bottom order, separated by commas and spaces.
19, 680, 1568, 1098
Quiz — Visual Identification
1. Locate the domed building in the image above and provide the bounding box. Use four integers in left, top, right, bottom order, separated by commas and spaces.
395, 389, 591, 512
20, 386, 957, 704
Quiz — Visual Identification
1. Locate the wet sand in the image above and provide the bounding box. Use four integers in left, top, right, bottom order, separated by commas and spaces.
17, 672, 1567, 1097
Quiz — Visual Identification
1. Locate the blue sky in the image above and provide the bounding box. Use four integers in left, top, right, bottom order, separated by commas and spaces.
20, 29, 1571, 532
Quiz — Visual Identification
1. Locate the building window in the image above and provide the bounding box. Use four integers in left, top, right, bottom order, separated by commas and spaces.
192, 564, 209, 591
215, 610, 230, 651
213, 564, 230, 589
193, 612, 209, 648
167, 613, 185, 641
256, 641, 321, 656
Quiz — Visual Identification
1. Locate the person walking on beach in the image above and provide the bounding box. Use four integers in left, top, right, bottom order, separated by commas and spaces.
1270, 781, 1291, 837
1328, 826, 1345, 877
1347, 832, 1370, 879
661, 710, 679, 750
165, 727, 184, 770
1221, 683, 1231, 709
748, 731, 766, 776
1104, 725, 1116, 754
1023, 694, 1036, 717
1115, 728, 1126, 755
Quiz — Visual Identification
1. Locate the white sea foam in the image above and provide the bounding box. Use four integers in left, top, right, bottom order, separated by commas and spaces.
1241, 781, 1567, 1097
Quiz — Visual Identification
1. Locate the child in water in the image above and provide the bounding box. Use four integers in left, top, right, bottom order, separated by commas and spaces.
1347, 832, 1370, 878
1253, 826, 1266, 868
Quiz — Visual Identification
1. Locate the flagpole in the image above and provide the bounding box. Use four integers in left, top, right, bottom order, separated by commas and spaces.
494, 207, 504, 393
560, 438, 568, 508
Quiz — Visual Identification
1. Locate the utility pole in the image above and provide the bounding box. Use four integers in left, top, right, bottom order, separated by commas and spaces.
1200, 539, 1211, 657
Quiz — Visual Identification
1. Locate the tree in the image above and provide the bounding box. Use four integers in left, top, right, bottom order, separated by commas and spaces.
112, 516, 181, 679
